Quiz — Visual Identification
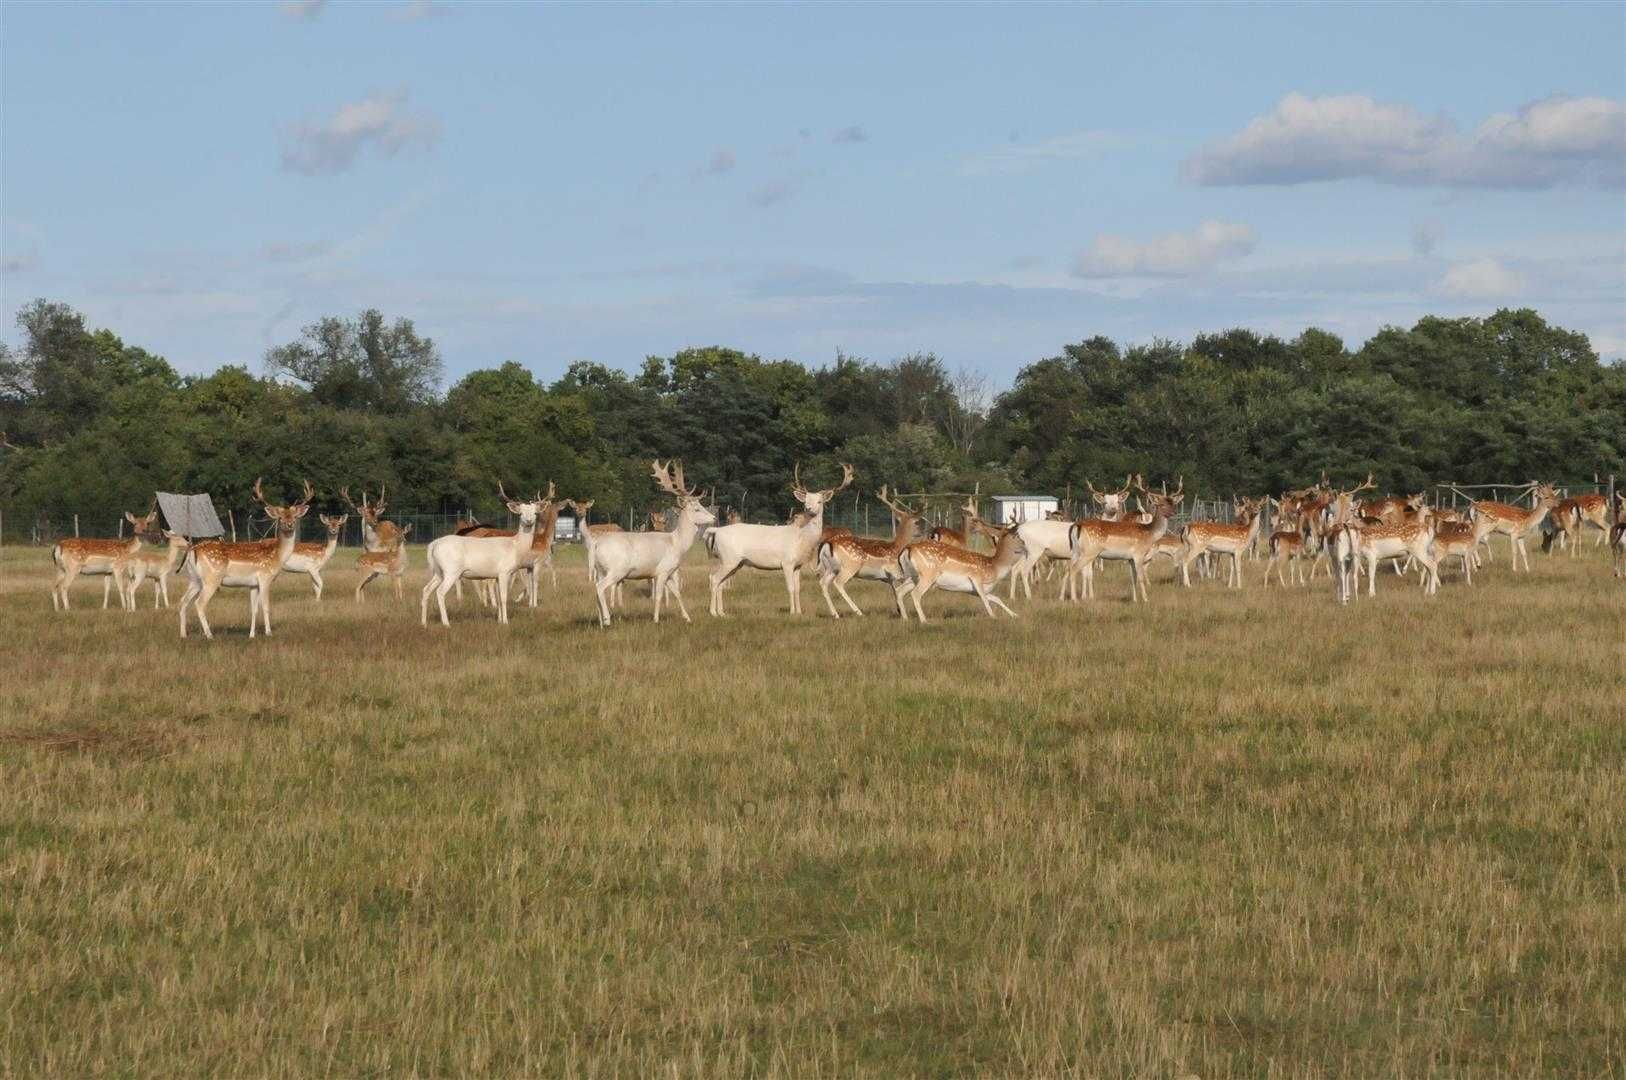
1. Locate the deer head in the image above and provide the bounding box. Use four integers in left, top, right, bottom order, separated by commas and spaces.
319, 513, 348, 537
790, 462, 854, 513
255, 478, 315, 534
653, 460, 717, 527
124, 500, 160, 540
497, 481, 543, 529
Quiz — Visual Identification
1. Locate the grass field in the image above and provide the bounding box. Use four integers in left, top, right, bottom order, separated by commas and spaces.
2, 537, 1623, 1076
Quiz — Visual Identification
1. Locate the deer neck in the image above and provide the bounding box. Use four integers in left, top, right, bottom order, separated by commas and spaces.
671, 506, 703, 549
275, 522, 300, 566
513, 514, 538, 553
164, 537, 187, 573
888, 518, 917, 556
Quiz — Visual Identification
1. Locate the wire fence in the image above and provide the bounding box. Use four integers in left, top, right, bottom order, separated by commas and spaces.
4, 477, 1616, 548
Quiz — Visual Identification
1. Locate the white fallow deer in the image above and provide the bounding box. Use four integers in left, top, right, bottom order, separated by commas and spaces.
815, 485, 923, 618
1321, 476, 1375, 605
420, 483, 546, 627
896, 518, 1026, 621
1466, 483, 1560, 572
1066, 481, 1184, 603
590, 461, 715, 626
178, 479, 314, 639
117, 527, 190, 609
355, 524, 413, 601
1177, 496, 1266, 588
1085, 474, 1134, 521
50, 504, 158, 611
281, 513, 348, 600
706, 463, 853, 616
448, 482, 560, 608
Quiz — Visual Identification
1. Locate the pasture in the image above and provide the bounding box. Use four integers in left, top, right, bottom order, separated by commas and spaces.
2, 540, 1623, 1076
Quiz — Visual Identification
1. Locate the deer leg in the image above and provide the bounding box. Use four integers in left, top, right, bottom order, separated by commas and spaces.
908, 576, 932, 623
783, 565, 800, 615
357, 570, 377, 601
834, 568, 865, 618
710, 559, 742, 616
668, 572, 693, 623
194, 579, 219, 640
420, 572, 438, 625
818, 566, 842, 619
988, 590, 1019, 617
310, 568, 324, 600
974, 581, 998, 617
594, 574, 617, 626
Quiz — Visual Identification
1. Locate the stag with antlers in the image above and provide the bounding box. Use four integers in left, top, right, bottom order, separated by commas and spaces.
178, 479, 314, 639
1066, 478, 1185, 603
420, 483, 548, 627
1085, 475, 1135, 521
896, 516, 1027, 621
1464, 482, 1561, 572
706, 462, 852, 616
280, 513, 349, 600
589, 461, 715, 625
341, 485, 406, 553
815, 485, 924, 618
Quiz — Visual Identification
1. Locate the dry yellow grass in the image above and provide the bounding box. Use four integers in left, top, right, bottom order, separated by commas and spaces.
2, 539, 1623, 1076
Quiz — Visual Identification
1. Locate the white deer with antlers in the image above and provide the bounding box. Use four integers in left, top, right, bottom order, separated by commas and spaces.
420, 483, 546, 627
1086, 475, 1135, 521
178, 479, 314, 639
589, 461, 715, 626
706, 462, 852, 616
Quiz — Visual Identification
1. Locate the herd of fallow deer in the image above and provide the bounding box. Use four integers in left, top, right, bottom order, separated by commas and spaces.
43, 463, 1626, 636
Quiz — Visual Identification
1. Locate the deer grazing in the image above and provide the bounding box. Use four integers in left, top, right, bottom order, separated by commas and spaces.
1177, 495, 1265, 588
1465, 483, 1560, 572
178, 479, 314, 639
50, 504, 158, 611
896, 517, 1026, 621
589, 461, 715, 626
355, 523, 413, 601
815, 485, 923, 618
117, 527, 190, 609
280, 513, 348, 599
706, 463, 852, 616
1066, 479, 1184, 602
420, 483, 547, 627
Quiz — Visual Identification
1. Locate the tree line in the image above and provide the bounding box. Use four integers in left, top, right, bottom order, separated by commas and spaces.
1, 298, 1621, 538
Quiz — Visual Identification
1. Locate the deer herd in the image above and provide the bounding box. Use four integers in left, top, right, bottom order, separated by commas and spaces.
43, 464, 1626, 637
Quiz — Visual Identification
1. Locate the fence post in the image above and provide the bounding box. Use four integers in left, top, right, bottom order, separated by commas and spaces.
74, 513, 79, 538
1611, 474, 1618, 526
229, 509, 237, 542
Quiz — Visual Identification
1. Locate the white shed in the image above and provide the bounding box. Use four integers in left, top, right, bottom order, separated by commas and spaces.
989, 494, 1058, 524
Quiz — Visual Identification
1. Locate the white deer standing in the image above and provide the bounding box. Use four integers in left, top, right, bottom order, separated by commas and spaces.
705, 463, 853, 616
589, 461, 715, 626
420, 483, 546, 627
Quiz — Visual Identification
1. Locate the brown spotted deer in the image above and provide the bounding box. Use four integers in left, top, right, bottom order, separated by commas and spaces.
281, 513, 348, 599
1431, 519, 1478, 585
895, 518, 1026, 621
1352, 503, 1441, 597
1467, 483, 1560, 571
1574, 491, 1613, 547
355, 523, 413, 601
927, 494, 981, 547
816, 486, 923, 618
1177, 496, 1265, 588
1262, 498, 1310, 586
178, 479, 314, 639
1065, 480, 1184, 602
1541, 497, 1584, 557
706, 463, 852, 616
50, 504, 158, 611
341, 485, 405, 553
118, 528, 190, 609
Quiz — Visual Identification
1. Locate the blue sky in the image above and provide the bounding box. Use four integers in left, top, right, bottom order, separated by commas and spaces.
3, 1, 1623, 386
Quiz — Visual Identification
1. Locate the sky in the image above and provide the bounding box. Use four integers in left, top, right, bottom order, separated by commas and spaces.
2, 1, 1623, 388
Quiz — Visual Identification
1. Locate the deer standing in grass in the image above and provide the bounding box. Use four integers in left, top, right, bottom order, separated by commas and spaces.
1086, 475, 1134, 521
1262, 498, 1310, 587
1066, 480, 1184, 603
342, 486, 405, 552
420, 484, 546, 627
1430, 519, 1478, 585
1466, 483, 1560, 572
355, 524, 413, 601
816, 486, 923, 618
590, 461, 714, 626
444, 482, 560, 608
1352, 502, 1441, 597
118, 527, 190, 609
1573, 491, 1613, 547
281, 513, 348, 599
1322, 476, 1375, 606
50, 505, 158, 611
1177, 495, 1265, 588
178, 480, 313, 639
896, 518, 1026, 621
926, 494, 980, 548
706, 463, 852, 616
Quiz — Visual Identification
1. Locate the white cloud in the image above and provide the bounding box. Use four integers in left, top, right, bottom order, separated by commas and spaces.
1184, 92, 1626, 189
279, 0, 326, 19
1436, 258, 1527, 299
1073, 221, 1257, 278
962, 130, 1124, 175
280, 90, 440, 176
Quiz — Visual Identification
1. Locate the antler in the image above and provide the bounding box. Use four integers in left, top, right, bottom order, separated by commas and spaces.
374, 483, 387, 514
298, 479, 315, 507
1349, 472, 1376, 496
253, 477, 269, 507
790, 462, 807, 499
827, 463, 854, 497
1117, 473, 1133, 497
498, 480, 515, 505
651, 459, 686, 498
340, 486, 361, 514
1085, 478, 1104, 499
